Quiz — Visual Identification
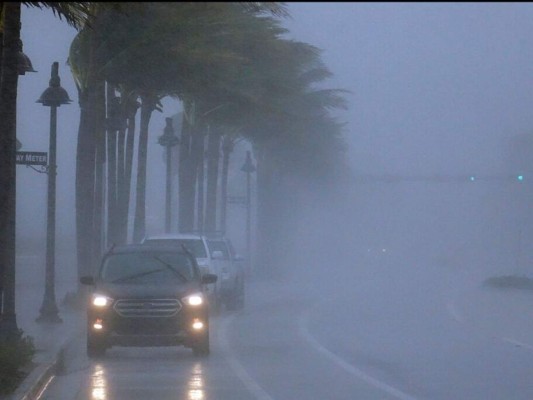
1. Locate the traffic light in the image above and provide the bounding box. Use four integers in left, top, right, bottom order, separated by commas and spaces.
469, 176, 476, 181
517, 174, 524, 182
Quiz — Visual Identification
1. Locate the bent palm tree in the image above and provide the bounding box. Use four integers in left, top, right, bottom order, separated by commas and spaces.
0, 1, 89, 340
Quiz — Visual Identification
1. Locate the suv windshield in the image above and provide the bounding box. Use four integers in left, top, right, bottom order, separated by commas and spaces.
101, 252, 195, 284
143, 239, 207, 258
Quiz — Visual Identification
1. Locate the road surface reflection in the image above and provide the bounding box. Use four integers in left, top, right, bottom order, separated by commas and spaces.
91, 363, 107, 400
188, 362, 205, 400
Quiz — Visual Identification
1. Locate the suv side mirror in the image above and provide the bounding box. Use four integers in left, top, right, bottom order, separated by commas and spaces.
201, 273, 218, 285
211, 250, 225, 260
80, 276, 95, 285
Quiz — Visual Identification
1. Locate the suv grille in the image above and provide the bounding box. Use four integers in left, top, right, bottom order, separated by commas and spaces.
113, 298, 181, 318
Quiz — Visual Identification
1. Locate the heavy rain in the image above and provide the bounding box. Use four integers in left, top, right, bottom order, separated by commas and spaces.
2, 2, 533, 400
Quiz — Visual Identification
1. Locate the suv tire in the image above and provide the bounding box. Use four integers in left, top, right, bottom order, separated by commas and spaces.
87, 334, 106, 358
192, 330, 210, 357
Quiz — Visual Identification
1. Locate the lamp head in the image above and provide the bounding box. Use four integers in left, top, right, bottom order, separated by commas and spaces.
36, 62, 71, 107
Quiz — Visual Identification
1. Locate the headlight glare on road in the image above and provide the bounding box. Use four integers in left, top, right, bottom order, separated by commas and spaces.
92, 294, 113, 307
183, 293, 203, 306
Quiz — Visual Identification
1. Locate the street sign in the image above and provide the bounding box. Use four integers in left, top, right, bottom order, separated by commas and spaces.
16, 151, 48, 166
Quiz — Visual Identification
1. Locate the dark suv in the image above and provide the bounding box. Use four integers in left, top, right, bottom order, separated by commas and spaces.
80, 245, 217, 358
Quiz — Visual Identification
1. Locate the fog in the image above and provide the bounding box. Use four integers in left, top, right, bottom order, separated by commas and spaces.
289, 3, 533, 176
16, 0, 533, 315
278, 3, 533, 282
17, 3, 533, 290
13, 4, 533, 398
17, 4, 533, 259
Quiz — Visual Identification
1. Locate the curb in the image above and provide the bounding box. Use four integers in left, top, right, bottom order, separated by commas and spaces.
9, 327, 83, 400
11, 361, 56, 400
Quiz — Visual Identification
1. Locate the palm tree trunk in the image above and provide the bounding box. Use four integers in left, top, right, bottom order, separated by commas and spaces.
255, 145, 276, 277
190, 125, 205, 232
122, 98, 138, 243
205, 125, 222, 233
178, 108, 194, 232
220, 136, 234, 234
76, 19, 104, 283
0, 2, 21, 339
0, 30, 4, 79
92, 80, 106, 260
116, 126, 126, 244
106, 84, 118, 247
75, 87, 95, 287
196, 131, 206, 233
118, 91, 139, 243
133, 93, 156, 243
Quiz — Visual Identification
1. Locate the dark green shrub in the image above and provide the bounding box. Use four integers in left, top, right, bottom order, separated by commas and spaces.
0, 330, 35, 395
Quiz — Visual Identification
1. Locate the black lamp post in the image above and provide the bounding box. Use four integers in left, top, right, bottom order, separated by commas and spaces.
158, 117, 179, 233
36, 62, 71, 323
17, 39, 36, 75
240, 151, 255, 275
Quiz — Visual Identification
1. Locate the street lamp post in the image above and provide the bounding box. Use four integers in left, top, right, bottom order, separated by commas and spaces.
157, 117, 179, 233
36, 62, 71, 323
240, 151, 256, 275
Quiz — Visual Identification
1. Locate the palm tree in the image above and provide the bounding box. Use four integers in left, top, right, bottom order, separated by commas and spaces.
68, 3, 158, 270
67, 1, 294, 253
105, 85, 120, 247
229, 38, 349, 277
132, 92, 162, 243
0, 2, 24, 340
69, 13, 106, 282
115, 85, 138, 244
0, 1, 89, 340
173, 5, 291, 234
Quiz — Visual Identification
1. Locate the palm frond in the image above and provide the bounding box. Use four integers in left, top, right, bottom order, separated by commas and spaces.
23, 2, 92, 29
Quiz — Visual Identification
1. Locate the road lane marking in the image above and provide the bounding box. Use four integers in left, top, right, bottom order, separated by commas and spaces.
501, 337, 533, 352
218, 315, 276, 400
298, 310, 419, 400
35, 375, 56, 400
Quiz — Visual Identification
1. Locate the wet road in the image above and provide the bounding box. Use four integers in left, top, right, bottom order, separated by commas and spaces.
38, 257, 533, 400
36, 183, 533, 399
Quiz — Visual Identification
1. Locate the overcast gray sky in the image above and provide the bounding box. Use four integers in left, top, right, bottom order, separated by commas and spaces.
287, 2, 533, 176
16, 3, 533, 240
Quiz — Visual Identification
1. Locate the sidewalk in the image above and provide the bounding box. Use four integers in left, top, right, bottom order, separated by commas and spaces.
5, 251, 85, 400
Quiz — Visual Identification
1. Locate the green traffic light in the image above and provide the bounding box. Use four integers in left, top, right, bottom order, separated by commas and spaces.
518, 175, 524, 181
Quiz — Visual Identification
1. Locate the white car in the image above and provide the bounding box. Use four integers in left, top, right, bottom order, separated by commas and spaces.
205, 236, 245, 310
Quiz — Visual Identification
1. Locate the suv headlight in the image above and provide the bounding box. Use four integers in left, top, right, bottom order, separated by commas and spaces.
92, 294, 113, 307
182, 293, 204, 306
